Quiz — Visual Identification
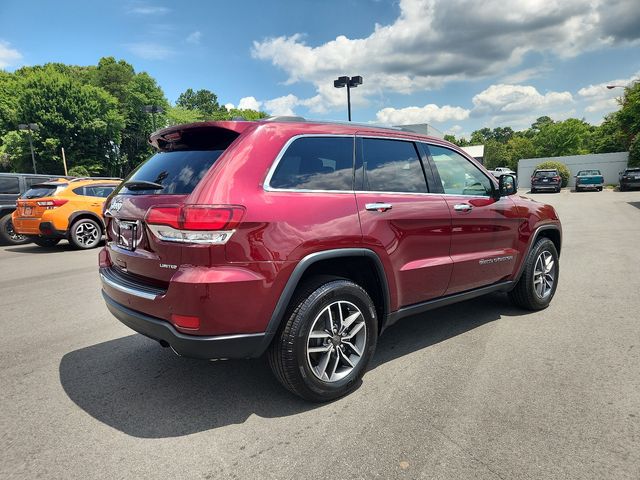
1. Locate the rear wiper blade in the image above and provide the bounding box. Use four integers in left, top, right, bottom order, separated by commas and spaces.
124, 180, 164, 191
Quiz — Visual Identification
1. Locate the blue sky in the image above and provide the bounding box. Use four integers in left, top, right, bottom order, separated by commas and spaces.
1, 0, 639, 138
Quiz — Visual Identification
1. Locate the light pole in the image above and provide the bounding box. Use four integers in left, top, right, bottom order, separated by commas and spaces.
333, 75, 363, 121
142, 105, 164, 131
18, 123, 39, 174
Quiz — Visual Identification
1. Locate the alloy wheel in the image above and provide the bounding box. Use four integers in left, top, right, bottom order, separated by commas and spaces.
75, 221, 100, 247
306, 300, 367, 383
533, 251, 555, 299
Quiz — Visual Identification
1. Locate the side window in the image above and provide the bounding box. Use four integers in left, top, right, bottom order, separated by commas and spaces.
269, 137, 354, 190
75, 186, 116, 197
361, 138, 427, 193
0, 176, 20, 194
428, 145, 493, 197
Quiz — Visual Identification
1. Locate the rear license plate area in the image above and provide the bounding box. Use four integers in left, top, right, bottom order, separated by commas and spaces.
117, 221, 138, 251
23, 206, 33, 216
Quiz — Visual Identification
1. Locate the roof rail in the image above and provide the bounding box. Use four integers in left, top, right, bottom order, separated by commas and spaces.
264, 115, 308, 122
68, 177, 122, 182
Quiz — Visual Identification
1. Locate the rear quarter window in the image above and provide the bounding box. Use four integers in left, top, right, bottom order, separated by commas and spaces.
268, 136, 354, 191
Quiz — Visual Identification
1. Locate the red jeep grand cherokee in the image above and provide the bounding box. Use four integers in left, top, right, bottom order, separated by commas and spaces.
100, 118, 561, 401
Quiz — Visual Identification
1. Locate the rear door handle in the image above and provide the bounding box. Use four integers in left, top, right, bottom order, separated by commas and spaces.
453, 203, 473, 212
365, 203, 393, 212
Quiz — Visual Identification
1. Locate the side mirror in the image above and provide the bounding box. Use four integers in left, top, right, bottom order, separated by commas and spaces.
497, 174, 517, 197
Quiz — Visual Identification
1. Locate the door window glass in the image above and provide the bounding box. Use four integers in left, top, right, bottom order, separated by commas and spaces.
428, 145, 493, 196
361, 138, 427, 193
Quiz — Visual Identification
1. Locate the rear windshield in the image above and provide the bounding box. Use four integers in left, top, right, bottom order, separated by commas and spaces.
535, 171, 558, 177
119, 150, 223, 195
578, 170, 601, 176
625, 168, 640, 173
21, 184, 66, 199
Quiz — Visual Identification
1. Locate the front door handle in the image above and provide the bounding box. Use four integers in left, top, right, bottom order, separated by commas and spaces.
365, 203, 393, 212
453, 203, 473, 212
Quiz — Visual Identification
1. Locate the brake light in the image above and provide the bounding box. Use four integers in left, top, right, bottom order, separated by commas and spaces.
553, 176, 561, 181
36, 199, 68, 209
145, 205, 244, 244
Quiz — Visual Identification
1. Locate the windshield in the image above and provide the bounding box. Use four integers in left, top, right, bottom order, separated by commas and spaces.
118, 150, 223, 195
535, 171, 557, 178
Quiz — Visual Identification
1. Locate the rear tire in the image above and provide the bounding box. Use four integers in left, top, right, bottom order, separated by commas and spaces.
597, 186, 603, 192
0, 214, 30, 245
268, 277, 378, 402
33, 238, 61, 248
68, 218, 102, 249
509, 238, 559, 311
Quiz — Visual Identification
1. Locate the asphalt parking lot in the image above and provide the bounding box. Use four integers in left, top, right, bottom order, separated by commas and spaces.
1, 188, 639, 480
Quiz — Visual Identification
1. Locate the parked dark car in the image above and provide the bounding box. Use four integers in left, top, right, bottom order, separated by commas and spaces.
619, 167, 640, 191
0, 172, 71, 245
531, 169, 562, 193
575, 169, 604, 191
100, 118, 562, 401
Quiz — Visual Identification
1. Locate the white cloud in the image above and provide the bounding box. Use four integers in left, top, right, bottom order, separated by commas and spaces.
577, 72, 640, 113
264, 94, 299, 116
376, 103, 470, 125
224, 103, 235, 111
238, 96, 262, 111
186, 31, 202, 45
0, 40, 22, 69
128, 5, 170, 15
252, 0, 640, 113
126, 42, 174, 60
472, 84, 573, 116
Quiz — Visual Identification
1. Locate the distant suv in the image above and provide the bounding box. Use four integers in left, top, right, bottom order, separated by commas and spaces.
13, 178, 120, 248
619, 167, 640, 191
531, 169, 562, 193
100, 119, 562, 401
0, 172, 70, 245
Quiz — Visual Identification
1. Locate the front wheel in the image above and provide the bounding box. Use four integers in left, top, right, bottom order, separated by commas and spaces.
69, 218, 102, 249
509, 237, 559, 310
268, 278, 378, 402
33, 238, 61, 248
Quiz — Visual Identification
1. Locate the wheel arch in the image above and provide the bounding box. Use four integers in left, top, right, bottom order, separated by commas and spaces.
265, 249, 391, 343
68, 211, 105, 232
514, 224, 562, 283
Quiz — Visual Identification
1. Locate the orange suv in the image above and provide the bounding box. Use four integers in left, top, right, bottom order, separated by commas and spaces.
13, 177, 121, 249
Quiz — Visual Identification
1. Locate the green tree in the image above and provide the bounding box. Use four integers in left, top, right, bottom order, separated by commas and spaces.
629, 134, 640, 167
176, 88, 221, 118
5, 65, 124, 174
483, 139, 508, 169
505, 136, 536, 169
533, 118, 593, 157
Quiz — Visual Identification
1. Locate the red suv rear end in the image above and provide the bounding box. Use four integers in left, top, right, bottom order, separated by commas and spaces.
101, 119, 561, 401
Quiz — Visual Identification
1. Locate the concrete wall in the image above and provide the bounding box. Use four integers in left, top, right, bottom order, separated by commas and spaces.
517, 152, 629, 188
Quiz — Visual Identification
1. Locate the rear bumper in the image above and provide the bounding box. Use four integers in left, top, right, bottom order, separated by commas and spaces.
576, 182, 603, 189
621, 180, 640, 189
531, 184, 560, 191
12, 218, 67, 238
103, 291, 272, 359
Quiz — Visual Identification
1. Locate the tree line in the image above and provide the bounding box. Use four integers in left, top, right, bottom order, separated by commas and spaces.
444, 81, 640, 170
0, 57, 266, 177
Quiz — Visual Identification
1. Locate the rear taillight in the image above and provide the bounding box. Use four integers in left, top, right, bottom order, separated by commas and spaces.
553, 176, 561, 181
36, 199, 68, 209
145, 205, 244, 244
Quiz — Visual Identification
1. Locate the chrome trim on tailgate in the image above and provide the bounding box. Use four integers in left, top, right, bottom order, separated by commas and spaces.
100, 267, 166, 300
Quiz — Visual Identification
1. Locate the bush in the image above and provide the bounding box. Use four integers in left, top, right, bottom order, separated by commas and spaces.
535, 160, 571, 187
629, 134, 640, 167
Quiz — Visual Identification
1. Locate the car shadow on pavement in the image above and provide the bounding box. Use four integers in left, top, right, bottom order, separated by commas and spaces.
59, 293, 522, 438
4, 243, 73, 253
628, 201, 640, 210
